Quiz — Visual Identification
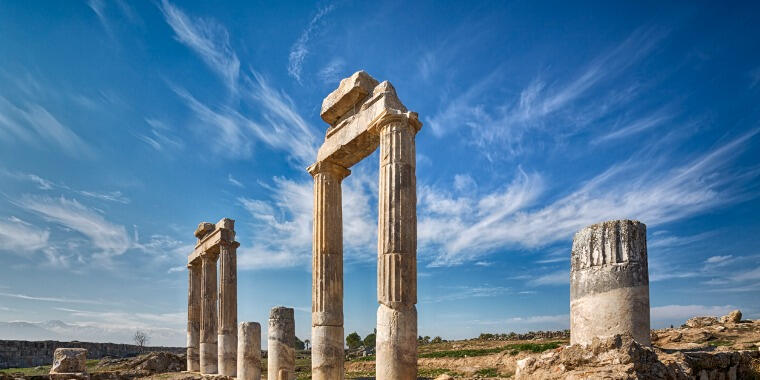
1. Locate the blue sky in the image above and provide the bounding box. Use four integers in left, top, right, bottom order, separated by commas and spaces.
0, 1, 759, 346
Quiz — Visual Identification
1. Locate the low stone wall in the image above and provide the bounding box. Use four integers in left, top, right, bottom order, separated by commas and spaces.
0, 340, 184, 369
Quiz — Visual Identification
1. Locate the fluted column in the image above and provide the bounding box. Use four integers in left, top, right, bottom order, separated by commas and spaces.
307, 161, 350, 380
187, 262, 201, 372
199, 254, 219, 374
218, 242, 239, 376
376, 116, 419, 380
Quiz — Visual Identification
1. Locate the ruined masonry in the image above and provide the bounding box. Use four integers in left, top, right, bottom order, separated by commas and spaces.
49, 348, 88, 380
570, 219, 651, 346
186, 218, 239, 376
268, 307, 295, 380
237, 322, 261, 380
309, 70, 421, 380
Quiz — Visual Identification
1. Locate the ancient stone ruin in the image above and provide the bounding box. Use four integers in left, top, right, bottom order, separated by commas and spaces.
186, 218, 240, 376
308, 70, 422, 380
237, 322, 261, 380
570, 219, 651, 346
268, 307, 295, 380
49, 348, 88, 380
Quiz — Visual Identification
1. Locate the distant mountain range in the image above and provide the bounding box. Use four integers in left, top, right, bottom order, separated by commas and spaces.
0, 320, 184, 346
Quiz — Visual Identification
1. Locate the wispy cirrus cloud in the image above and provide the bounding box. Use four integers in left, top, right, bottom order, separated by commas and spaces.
288, 5, 335, 83
418, 129, 759, 266
137, 118, 184, 153
0, 292, 106, 305
0, 170, 129, 204
14, 195, 130, 258
0, 96, 93, 158
160, 0, 240, 92
317, 57, 346, 85
0, 217, 50, 253
426, 27, 667, 159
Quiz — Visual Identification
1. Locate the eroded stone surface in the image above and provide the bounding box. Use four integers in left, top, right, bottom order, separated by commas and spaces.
570, 220, 650, 346
237, 322, 261, 380
50, 348, 87, 374
268, 307, 295, 380
320, 70, 379, 125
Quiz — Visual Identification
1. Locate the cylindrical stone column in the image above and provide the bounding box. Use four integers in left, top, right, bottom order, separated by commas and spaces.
267, 307, 295, 380
308, 161, 350, 380
187, 262, 201, 372
376, 116, 419, 380
237, 322, 261, 380
570, 220, 650, 346
218, 242, 239, 376
199, 254, 219, 374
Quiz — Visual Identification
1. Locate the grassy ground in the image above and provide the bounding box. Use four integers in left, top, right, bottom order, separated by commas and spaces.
0, 359, 100, 376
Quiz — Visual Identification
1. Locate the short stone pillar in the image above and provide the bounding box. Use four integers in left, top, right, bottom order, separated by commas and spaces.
237, 322, 261, 380
49, 348, 89, 380
199, 253, 219, 374
186, 261, 201, 372
267, 307, 295, 380
570, 220, 651, 346
218, 238, 239, 376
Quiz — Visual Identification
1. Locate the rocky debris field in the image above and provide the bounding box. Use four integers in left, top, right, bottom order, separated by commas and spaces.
2, 310, 759, 379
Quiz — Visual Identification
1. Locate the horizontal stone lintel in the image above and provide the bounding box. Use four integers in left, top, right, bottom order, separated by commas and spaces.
315, 101, 421, 169
188, 228, 239, 265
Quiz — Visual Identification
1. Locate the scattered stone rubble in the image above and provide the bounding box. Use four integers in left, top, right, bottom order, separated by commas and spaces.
49, 348, 88, 380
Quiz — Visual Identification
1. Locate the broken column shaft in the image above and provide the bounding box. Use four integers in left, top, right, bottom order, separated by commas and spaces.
268, 307, 295, 380
570, 219, 651, 346
237, 322, 261, 380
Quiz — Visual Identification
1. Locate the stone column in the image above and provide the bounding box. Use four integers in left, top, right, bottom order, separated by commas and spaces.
186, 262, 201, 372
267, 307, 295, 380
199, 254, 219, 374
376, 116, 418, 380
570, 220, 650, 346
237, 322, 261, 380
308, 161, 350, 380
218, 242, 238, 376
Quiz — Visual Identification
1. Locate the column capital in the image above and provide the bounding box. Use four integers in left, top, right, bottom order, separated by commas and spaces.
373, 110, 422, 134
306, 161, 351, 179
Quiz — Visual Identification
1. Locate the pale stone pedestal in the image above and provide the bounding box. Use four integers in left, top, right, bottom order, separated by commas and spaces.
237, 322, 261, 380
268, 307, 295, 380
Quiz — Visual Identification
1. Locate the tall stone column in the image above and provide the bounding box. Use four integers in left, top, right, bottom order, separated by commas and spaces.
218, 241, 239, 376
237, 322, 261, 380
570, 220, 651, 346
267, 307, 295, 380
199, 254, 219, 374
308, 161, 350, 380
186, 262, 201, 372
376, 116, 419, 380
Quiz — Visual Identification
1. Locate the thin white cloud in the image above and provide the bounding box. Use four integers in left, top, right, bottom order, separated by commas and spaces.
288, 5, 335, 82
228, 173, 244, 188
650, 304, 735, 320
422, 285, 511, 303
593, 109, 672, 143
14, 195, 130, 258
137, 118, 184, 153
160, 0, 240, 91
0, 96, 93, 158
0, 217, 49, 252
528, 270, 569, 286
1, 170, 130, 204
317, 57, 346, 85
0, 292, 106, 305
417, 129, 758, 266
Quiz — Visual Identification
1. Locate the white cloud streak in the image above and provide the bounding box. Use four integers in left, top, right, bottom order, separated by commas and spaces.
160, 0, 240, 92
288, 5, 335, 82
0, 217, 49, 253
14, 195, 130, 258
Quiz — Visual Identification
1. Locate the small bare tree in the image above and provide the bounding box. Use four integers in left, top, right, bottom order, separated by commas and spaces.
133, 330, 149, 352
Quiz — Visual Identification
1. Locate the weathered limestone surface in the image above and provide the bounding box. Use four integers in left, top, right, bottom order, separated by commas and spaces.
186, 262, 201, 372
268, 307, 295, 380
376, 115, 419, 380
308, 161, 349, 380
237, 322, 261, 380
570, 220, 650, 346
199, 254, 218, 374
309, 70, 421, 380
188, 218, 239, 375
218, 238, 239, 376
50, 348, 88, 380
